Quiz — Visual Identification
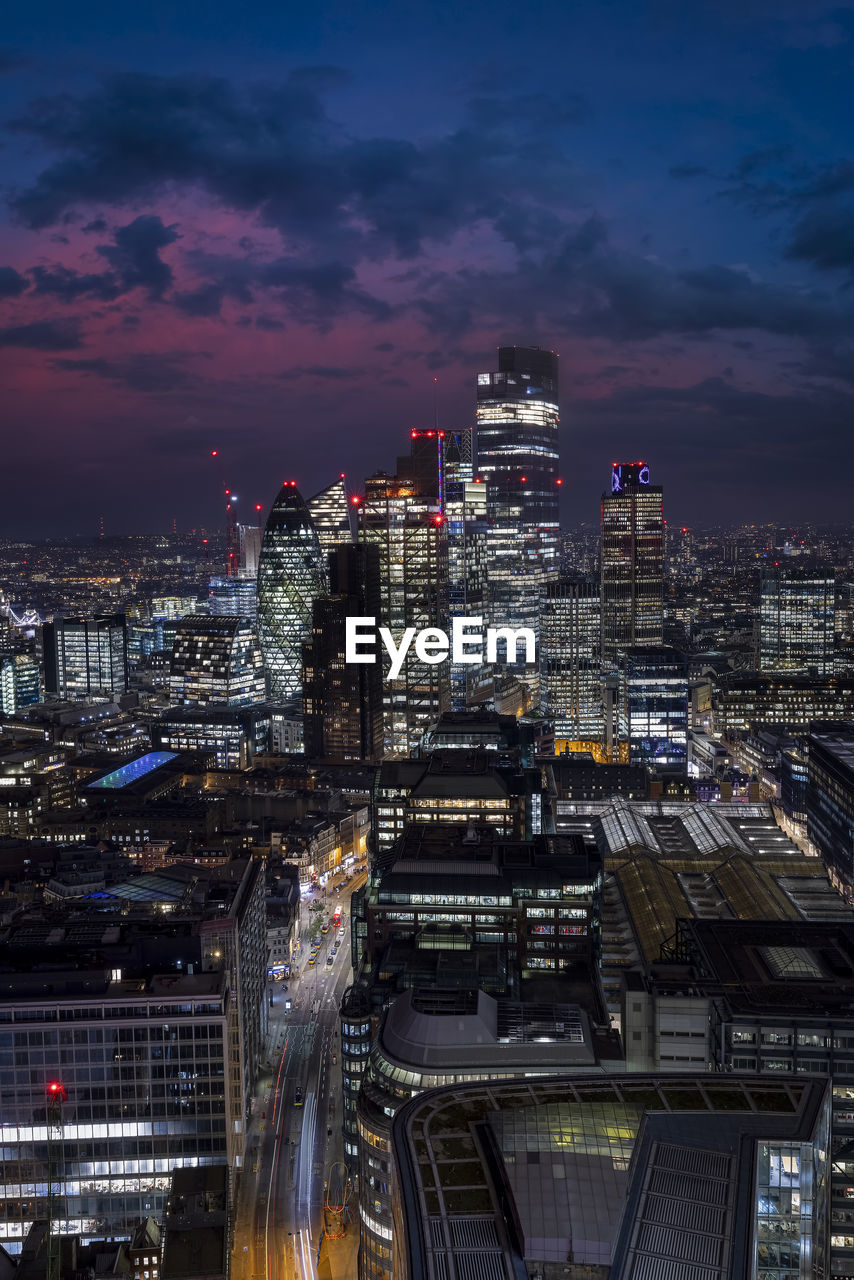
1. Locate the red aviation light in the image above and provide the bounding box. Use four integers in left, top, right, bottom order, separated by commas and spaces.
410, 430, 417, 438
255, 504, 263, 512
556, 478, 563, 486
520, 476, 527, 483
433, 514, 444, 525
210, 450, 218, 458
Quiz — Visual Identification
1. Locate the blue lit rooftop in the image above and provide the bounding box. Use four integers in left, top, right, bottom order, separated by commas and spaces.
88, 751, 179, 790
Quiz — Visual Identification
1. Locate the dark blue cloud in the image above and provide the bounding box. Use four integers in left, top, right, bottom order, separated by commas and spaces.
0, 267, 27, 298
0, 318, 81, 349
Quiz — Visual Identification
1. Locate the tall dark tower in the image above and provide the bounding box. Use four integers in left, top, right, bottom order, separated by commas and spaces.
302, 543, 384, 762
476, 346, 560, 636
600, 461, 664, 665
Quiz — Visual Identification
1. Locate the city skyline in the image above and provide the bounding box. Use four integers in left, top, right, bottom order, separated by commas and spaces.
2, 1, 854, 535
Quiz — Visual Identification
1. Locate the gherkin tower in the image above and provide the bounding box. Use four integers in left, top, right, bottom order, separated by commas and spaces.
257, 483, 329, 700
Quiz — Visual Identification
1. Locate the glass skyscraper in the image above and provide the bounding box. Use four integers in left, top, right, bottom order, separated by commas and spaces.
442, 429, 489, 710
307, 475, 355, 555
621, 644, 688, 774
539, 577, 603, 744
208, 576, 257, 621
359, 467, 450, 757
759, 563, 836, 675
476, 346, 560, 636
42, 614, 128, 701
600, 461, 664, 665
256, 483, 329, 701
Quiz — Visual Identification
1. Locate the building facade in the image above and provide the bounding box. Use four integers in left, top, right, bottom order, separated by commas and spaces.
600, 462, 664, 665
539, 577, 602, 745
476, 347, 560, 638
256, 483, 329, 701
302, 543, 384, 763
43, 615, 128, 702
759, 563, 836, 675
170, 615, 266, 708
306, 476, 354, 555
621, 644, 688, 774
358, 471, 450, 757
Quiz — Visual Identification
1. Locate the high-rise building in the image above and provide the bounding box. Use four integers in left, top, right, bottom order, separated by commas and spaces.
539, 577, 602, 744
256, 483, 329, 701
359, 467, 450, 757
208, 575, 257, 621
307, 475, 355, 554
443, 430, 490, 710
42, 614, 128, 701
759, 563, 836, 675
302, 543, 384, 762
621, 644, 688, 774
600, 461, 664, 665
0, 651, 40, 713
170, 614, 266, 707
236, 523, 262, 576
476, 346, 561, 636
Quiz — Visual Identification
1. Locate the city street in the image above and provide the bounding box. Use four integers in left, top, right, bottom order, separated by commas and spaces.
234, 871, 365, 1280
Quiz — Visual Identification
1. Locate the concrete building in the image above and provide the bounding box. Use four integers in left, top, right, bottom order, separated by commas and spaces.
357, 989, 620, 1280
390, 1073, 831, 1279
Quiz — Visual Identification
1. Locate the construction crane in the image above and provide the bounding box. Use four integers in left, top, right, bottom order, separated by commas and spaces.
209, 450, 238, 577
45, 1080, 66, 1280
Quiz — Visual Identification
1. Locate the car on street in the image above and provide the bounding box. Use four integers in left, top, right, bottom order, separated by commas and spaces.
294, 1086, 303, 1106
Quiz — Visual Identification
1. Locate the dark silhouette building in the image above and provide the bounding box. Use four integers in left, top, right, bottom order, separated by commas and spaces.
302, 543, 383, 762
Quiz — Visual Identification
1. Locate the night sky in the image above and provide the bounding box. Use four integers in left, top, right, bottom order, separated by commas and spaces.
2, 0, 854, 537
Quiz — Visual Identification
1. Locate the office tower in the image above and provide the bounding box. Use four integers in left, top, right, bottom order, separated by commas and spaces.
759, 563, 836, 675
539, 577, 603, 745
359, 468, 450, 757
806, 723, 854, 898
476, 346, 560, 636
600, 461, 664, 665
621, 644, 688, 774
256, 482, 329, 701
302, 543, 384, 762
208, 575, 257, 621
397, 429, 443, 499
307, 475, 355, 554
443, 430, 490, 709
237, 523, 262, 576
170, 614, 266, 707
42, 614, 128, 701
0, 651, 40, 713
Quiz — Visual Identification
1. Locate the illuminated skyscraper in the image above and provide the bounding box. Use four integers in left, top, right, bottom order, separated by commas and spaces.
476, 346, 560, 635
600, 461, 664, 665
621, 644, 688, 774
256, 483, 329, 700
302, 543, 384, 761
759, 564, 836, 675
359, 463, 450, 757
170, 614, 266, 707
443, 431, 489, 710
42, 614, 128, 701
208, 575, 257, 621
307, 475, 355, 554
539, 578, 603, 744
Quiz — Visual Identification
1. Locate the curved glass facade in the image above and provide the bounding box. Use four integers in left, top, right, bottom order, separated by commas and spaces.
256, 484, 329, 700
